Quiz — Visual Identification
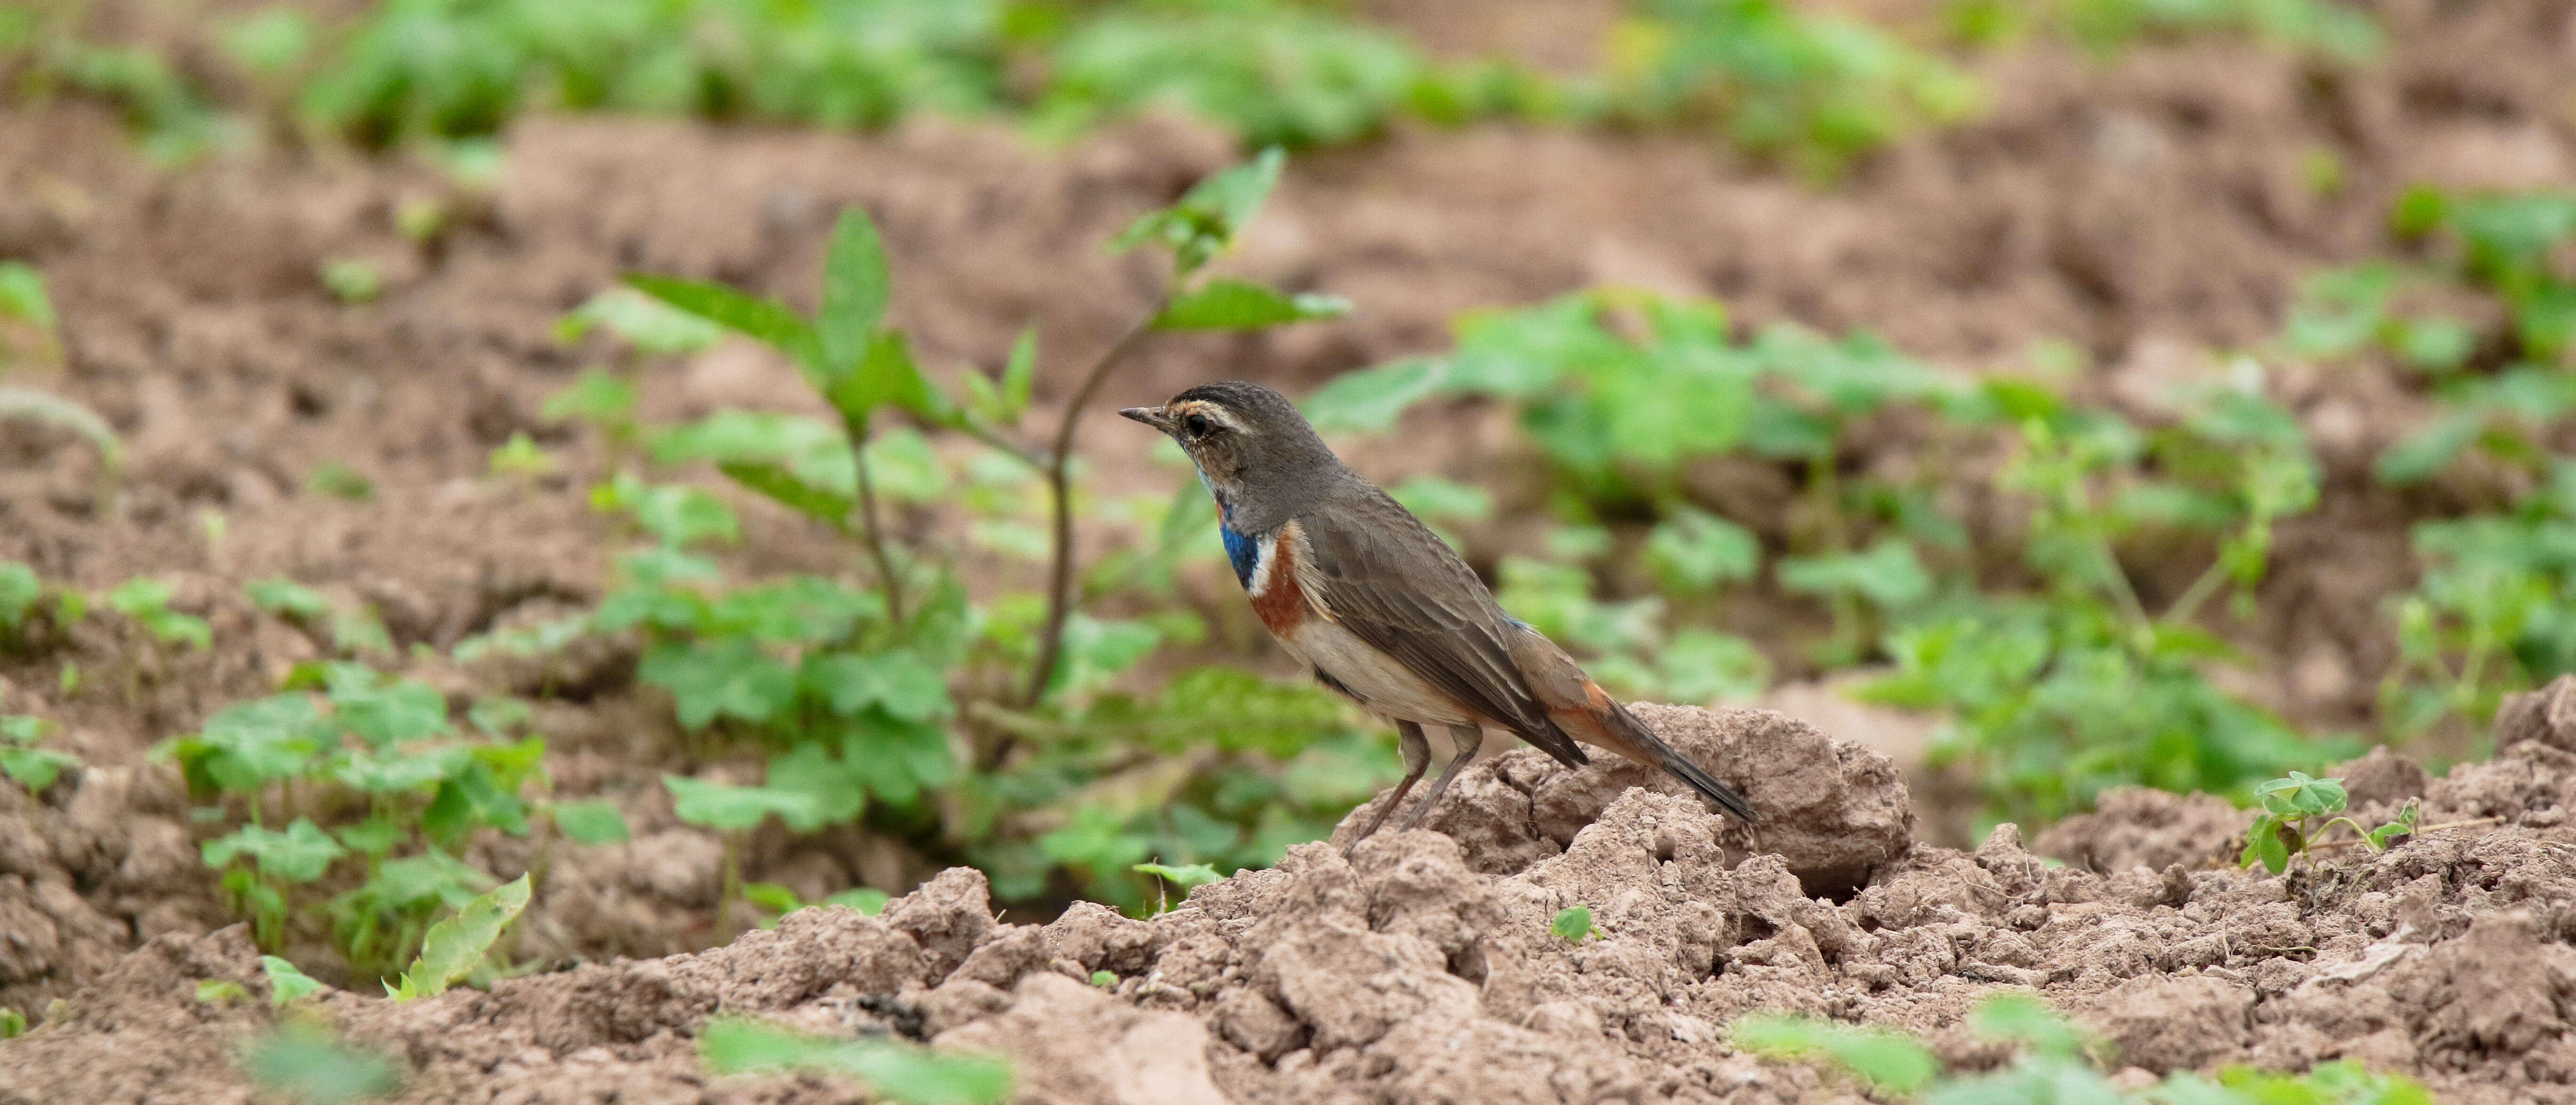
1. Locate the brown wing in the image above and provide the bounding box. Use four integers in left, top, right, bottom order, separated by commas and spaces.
1294, 487, 1591, 770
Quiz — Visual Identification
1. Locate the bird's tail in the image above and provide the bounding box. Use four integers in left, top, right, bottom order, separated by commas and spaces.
1546, 686, 1758, 824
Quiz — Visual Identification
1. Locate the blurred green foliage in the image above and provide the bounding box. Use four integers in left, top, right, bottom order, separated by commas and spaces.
1739, 991, 2429, 1104
1317, 287, 2342, 823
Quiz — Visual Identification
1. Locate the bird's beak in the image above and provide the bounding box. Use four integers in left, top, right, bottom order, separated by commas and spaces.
1119, 405, 1172, 431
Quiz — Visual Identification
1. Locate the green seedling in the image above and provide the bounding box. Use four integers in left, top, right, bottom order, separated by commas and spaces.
488, 432, 555, 482
0, 1007, 24, 1039
320, 259, 381, 304
0, 715, 78, 793
699, 1016, 1011, 1105
241, 1017, 403, 1105
1133, 861, 1223, 914
307, 461, 374, 500
1089, 969, 1116, 989
2239, 772, 2426, 874
262, 955, 322, 1005
390, 873, 531, 999
665, 774, 840, 942
195, 979, 250, 1004
247, 578, 394, 658
1737, 992, 2429, 1104
0, 260, 59, 369
1550, 904, 1603, 944
105, 577, 212, 651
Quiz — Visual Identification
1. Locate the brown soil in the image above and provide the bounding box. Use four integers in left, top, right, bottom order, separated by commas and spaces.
8, 698, 2576, 1103
3, 0, 2576, 1096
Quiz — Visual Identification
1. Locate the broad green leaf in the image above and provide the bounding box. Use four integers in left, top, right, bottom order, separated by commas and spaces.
766, 742, 866, 831
825, 887, 891, 915
0, 561, 38, 629
641, 638, 799, 729
1133, 862, 1224, 889
551, 799, 630, 845
1153, 280, 1350, 330
723, 462, 857, 526
1549, 904, 1599, 943
247, 578, 333, 620
555, 288, 722, 355
1301, 357, 1449, 434
390, 874, 531, 1000
0, 261, 54, 331
106, 578, 211, 650
2374, 409, 2485, 484
242, 1020, 402, 1104
203, 818, 347, 883
1729, 1015, 1939, 1095
1777, 539, 1931, 609
542, 369, 642, 428
1001, 328, 1037, 416
622, 274, 821, 371
820, 209, 892, 374
664, 775, 823, 833
0, 743, 77, 793
261, 955, 322, 1005
805, 650, 952, 722
1644, 507, 1760, 593
826, 331, 954, 426
699, 1016, 1013, 1105
329, 673, 451, 747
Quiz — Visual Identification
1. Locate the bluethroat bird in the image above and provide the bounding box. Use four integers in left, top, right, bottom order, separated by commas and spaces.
1121, 381, 1757, 854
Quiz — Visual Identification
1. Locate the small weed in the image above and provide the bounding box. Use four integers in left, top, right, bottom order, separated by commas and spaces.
389, 873, 531, 999
308, 461, 374, 501
241, 1017, 404, 1105
320, 259, 382, 305
700, 1016, 1011, 1103
261, 955, 322, 1005
0, 714, 78, 793
0, 1007, 24, 1039
2239, 771, 2428, 874
1736, 991, 2430, 1104
1550, 904, 1603, 944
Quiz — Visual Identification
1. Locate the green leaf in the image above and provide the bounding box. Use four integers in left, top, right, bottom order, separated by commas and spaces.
2367, 802, 2420, 848
664, 775, 821, 833
0, 561, 39, 629
1001, 328, 1037, 417
1153, 280, 1351, 330
2241, 814, 2293, 874
555, 288, 723, 355
1549, 904, 1600, 943
820, 209, 893, 374
105, 578, 211, 650
196, 979, 250, 1003
1133, 862, 1224, 890
826, 331, 954, 427
623, 274, 821, 371
640, 638, 799, 729
0, 743, 77, 793
2375, 409, 2486, 484
766, 742, 866, 831
1112, 148, 1287, 275
204, 818, 348, 884
1644, 507, 1761, 593
698, 1016, 1013, 1105
1777, 539, 1931, 609
1966, 992, 2085, 1057
0, 261, 55, 331
542, 369, 641, 431
825, 887, 891, 915
552, 799, 630, 845
1729, 1014, 1940, 1095
247, 577, 333, 620
1300, 357, 1450, 434
390, 873, 531, 1000
806, 650, 952, 722
242, 1020, 402, 1105
1090, 970, 1116, 988
261, 955, 322, 1005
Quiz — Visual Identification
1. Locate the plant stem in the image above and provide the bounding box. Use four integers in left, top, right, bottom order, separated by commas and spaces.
716, 831, 743, 946
841, 417, 907, 623
2161, 557, 2231, 628
2305, 816, 2502, 851
1019, 309, 1161, 710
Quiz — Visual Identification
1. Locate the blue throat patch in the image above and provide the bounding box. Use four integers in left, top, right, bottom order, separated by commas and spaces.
1218, 512, 1258, 588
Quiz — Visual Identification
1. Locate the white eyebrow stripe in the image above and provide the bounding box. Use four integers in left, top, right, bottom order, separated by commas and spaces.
1182, 401, 1251, 434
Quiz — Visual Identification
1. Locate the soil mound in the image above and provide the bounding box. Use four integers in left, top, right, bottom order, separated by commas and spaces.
8, 704, 2576, 1104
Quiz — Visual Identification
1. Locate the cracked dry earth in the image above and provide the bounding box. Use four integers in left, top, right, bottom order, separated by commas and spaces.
7, 694, 2576, 1104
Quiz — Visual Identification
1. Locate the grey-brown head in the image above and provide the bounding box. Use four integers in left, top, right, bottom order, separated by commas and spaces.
1119, 381, 1344, 532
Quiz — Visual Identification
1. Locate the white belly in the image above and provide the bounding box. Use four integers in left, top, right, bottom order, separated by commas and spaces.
1277, 617, 1477, 727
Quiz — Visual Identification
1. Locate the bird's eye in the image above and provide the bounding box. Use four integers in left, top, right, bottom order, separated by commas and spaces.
1183, 412, 1213, 438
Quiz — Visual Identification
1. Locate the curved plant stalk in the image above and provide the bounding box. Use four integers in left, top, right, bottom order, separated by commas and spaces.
1019, 309, 1164, 709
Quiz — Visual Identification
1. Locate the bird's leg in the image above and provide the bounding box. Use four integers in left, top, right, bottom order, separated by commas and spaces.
1396, 724, 1484, 833
1344, 721, 1430, 856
